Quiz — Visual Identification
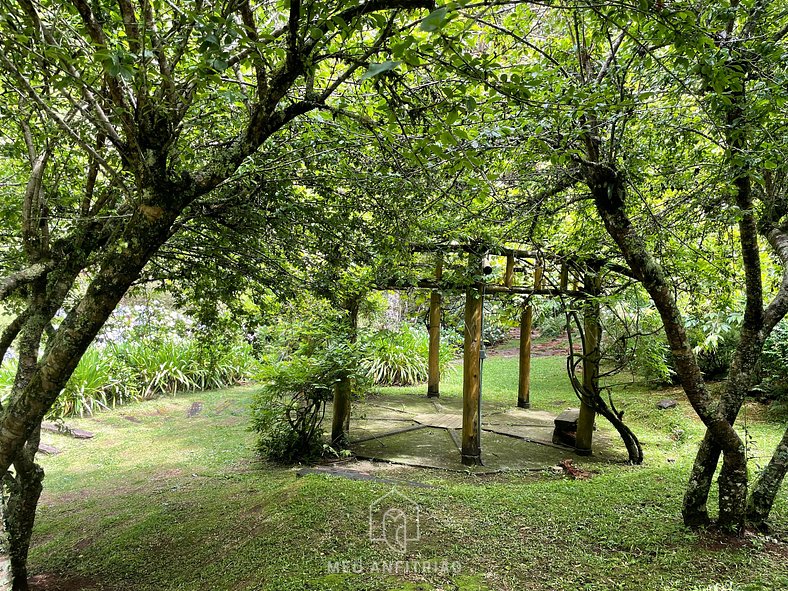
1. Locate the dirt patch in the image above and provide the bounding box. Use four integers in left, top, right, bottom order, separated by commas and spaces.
74, 537, 93, 552
42, 489, 92, 506
697, 527, 786, 553
29, 574, 114, 591
150, 468, 186, 482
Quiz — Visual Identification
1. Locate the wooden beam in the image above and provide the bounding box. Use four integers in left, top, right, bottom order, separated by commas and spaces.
576, 272, 601, 455
517, 305, 534, 409
376, 281, 588, 299
504, 254, 514, 288
427, 257, 443, 398
331, 299, 359, 444
517, 260, 543, 408
462, 283, 483, 466
411, 243, 635, 280
331, 378, 352, 445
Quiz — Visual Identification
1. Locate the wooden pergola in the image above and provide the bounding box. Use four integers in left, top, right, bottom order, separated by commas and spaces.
332, 244, 625, 466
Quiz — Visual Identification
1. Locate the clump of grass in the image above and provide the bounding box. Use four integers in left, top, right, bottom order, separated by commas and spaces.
360, 324, 453, 386
40, 339, 258, 418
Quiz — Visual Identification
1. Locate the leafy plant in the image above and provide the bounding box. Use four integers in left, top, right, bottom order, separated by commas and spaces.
686, 308, 742, 379
49, 348, 136, 418
360, 324, 453, 386
251, 341, 362, 463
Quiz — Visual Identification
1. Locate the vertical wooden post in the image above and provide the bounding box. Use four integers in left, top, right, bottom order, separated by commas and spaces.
462, 278, 483, 466
332, 299, 359, 445
504, 253, 514, 288
427, 257, 443, 398
576, 271, 601, 455
518, 260, 543, 408
331, 377, 352, 445
559, 263, 569, 292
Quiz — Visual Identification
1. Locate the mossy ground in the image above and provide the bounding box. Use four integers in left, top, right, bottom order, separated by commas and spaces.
29, 351, 788, 590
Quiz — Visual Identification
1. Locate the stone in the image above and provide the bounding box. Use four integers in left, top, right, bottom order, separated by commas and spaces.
657, 399, 678, 410
187, 402, 203, 418
41, 422, 63, 434
71, 428, 94, 439
38, 443, 62, 455
41, 422, 94, 439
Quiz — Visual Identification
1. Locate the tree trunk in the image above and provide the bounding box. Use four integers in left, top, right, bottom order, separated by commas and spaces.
590, 166, 748, 531
0, 495, 13, 590
747, 426, 788, 529
5, 468, 43, 591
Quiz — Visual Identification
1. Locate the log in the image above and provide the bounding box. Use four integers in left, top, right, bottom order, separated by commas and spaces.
427, 257, 443, 398
461, 284, 483, 466
518, 261, 543, 408
576, 272, 601, 455
504, 254, 514, 288
332, 299, 359, 444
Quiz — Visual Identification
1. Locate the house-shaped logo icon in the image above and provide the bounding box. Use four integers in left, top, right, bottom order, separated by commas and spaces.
369, 488, 420, 553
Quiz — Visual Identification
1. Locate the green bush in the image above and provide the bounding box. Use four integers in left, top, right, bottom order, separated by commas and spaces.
45, 337, 258, 418
360, 324, 453, 386
49, 348, 136, 418
686, 309, 741, 380
251, 341, 362, 463
603, 304, 675, 385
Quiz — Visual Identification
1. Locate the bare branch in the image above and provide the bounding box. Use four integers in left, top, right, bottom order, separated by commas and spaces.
0, 263, 54, 302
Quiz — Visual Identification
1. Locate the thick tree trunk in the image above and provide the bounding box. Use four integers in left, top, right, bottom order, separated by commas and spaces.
683, 438, 722, 527
590, 166, 748, 531
747, 426, 788, 529
0, 195, 184, 586
685, 228, 788, 527
0, 202, 182, 474
5, 469, 43, 591
0, 497, 12, 590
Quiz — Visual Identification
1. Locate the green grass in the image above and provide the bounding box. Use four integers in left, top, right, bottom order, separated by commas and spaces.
377, 355, 572, 406
29, 355, 788, 591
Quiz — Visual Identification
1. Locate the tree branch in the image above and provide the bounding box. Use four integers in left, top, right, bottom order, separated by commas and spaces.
0, 264, 54, 302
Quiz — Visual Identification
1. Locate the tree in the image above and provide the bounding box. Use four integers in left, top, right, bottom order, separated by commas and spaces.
0, 0, 433, 587
414, 0, 788, 531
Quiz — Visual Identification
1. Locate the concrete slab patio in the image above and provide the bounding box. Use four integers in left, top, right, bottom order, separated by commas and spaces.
339, 394, 615, 473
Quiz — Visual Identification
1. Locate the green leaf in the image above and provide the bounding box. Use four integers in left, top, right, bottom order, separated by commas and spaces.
360, 61, 401, 81
420, 7, 448, 32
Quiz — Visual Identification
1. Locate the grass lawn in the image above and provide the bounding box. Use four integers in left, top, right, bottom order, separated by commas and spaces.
30, 353, 788, 591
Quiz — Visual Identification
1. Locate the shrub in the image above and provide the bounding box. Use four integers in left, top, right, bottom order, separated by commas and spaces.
49, 348, 136, 418
44, 337, 258, 418
251, 341, 362, 463
602, 303, 675, 385
534, 298, 567, 339
686, 309, 741, 380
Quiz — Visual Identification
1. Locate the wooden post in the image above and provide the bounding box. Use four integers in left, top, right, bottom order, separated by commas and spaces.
462, 283, 483, 466
517, 260, 543, 408
559, 263, 569, 292
331, 299, 359, 444
331, 377, 352, 445
504, 254, 514, 288
576, 271, 601, 455
427, 257, 443, 398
